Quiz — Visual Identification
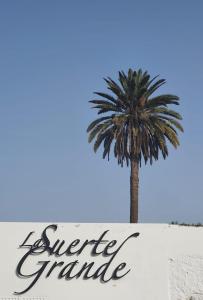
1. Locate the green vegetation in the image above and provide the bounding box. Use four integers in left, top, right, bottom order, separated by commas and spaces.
87, 69, 183, 223
171, 221, 203, 227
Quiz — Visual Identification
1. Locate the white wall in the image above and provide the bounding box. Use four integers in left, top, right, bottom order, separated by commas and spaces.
0, 223, 203, 300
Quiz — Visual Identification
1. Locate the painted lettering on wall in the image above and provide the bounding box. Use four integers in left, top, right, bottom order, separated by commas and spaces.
15, 224, 140, 295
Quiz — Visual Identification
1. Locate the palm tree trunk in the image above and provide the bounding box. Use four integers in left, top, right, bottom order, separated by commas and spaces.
130, 158, 139, 223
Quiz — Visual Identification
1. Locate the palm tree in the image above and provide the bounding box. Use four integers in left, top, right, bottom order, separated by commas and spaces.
87, 69, 183, 223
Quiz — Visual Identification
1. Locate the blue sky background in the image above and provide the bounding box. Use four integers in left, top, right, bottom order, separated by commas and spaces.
0, 0, 202, 223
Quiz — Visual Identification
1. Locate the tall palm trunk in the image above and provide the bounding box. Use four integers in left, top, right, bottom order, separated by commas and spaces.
130, 158, 139, 223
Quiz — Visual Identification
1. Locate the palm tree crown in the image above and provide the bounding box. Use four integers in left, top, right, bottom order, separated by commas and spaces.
87, 69, 183, 167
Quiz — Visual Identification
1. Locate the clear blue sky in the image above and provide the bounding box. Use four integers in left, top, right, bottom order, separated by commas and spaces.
0, 0, 202, 223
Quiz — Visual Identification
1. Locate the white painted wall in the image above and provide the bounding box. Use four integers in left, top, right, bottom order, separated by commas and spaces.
0, 223, 202, 300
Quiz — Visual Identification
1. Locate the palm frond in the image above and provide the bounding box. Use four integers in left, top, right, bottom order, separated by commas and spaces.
87, 68, 183, 166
